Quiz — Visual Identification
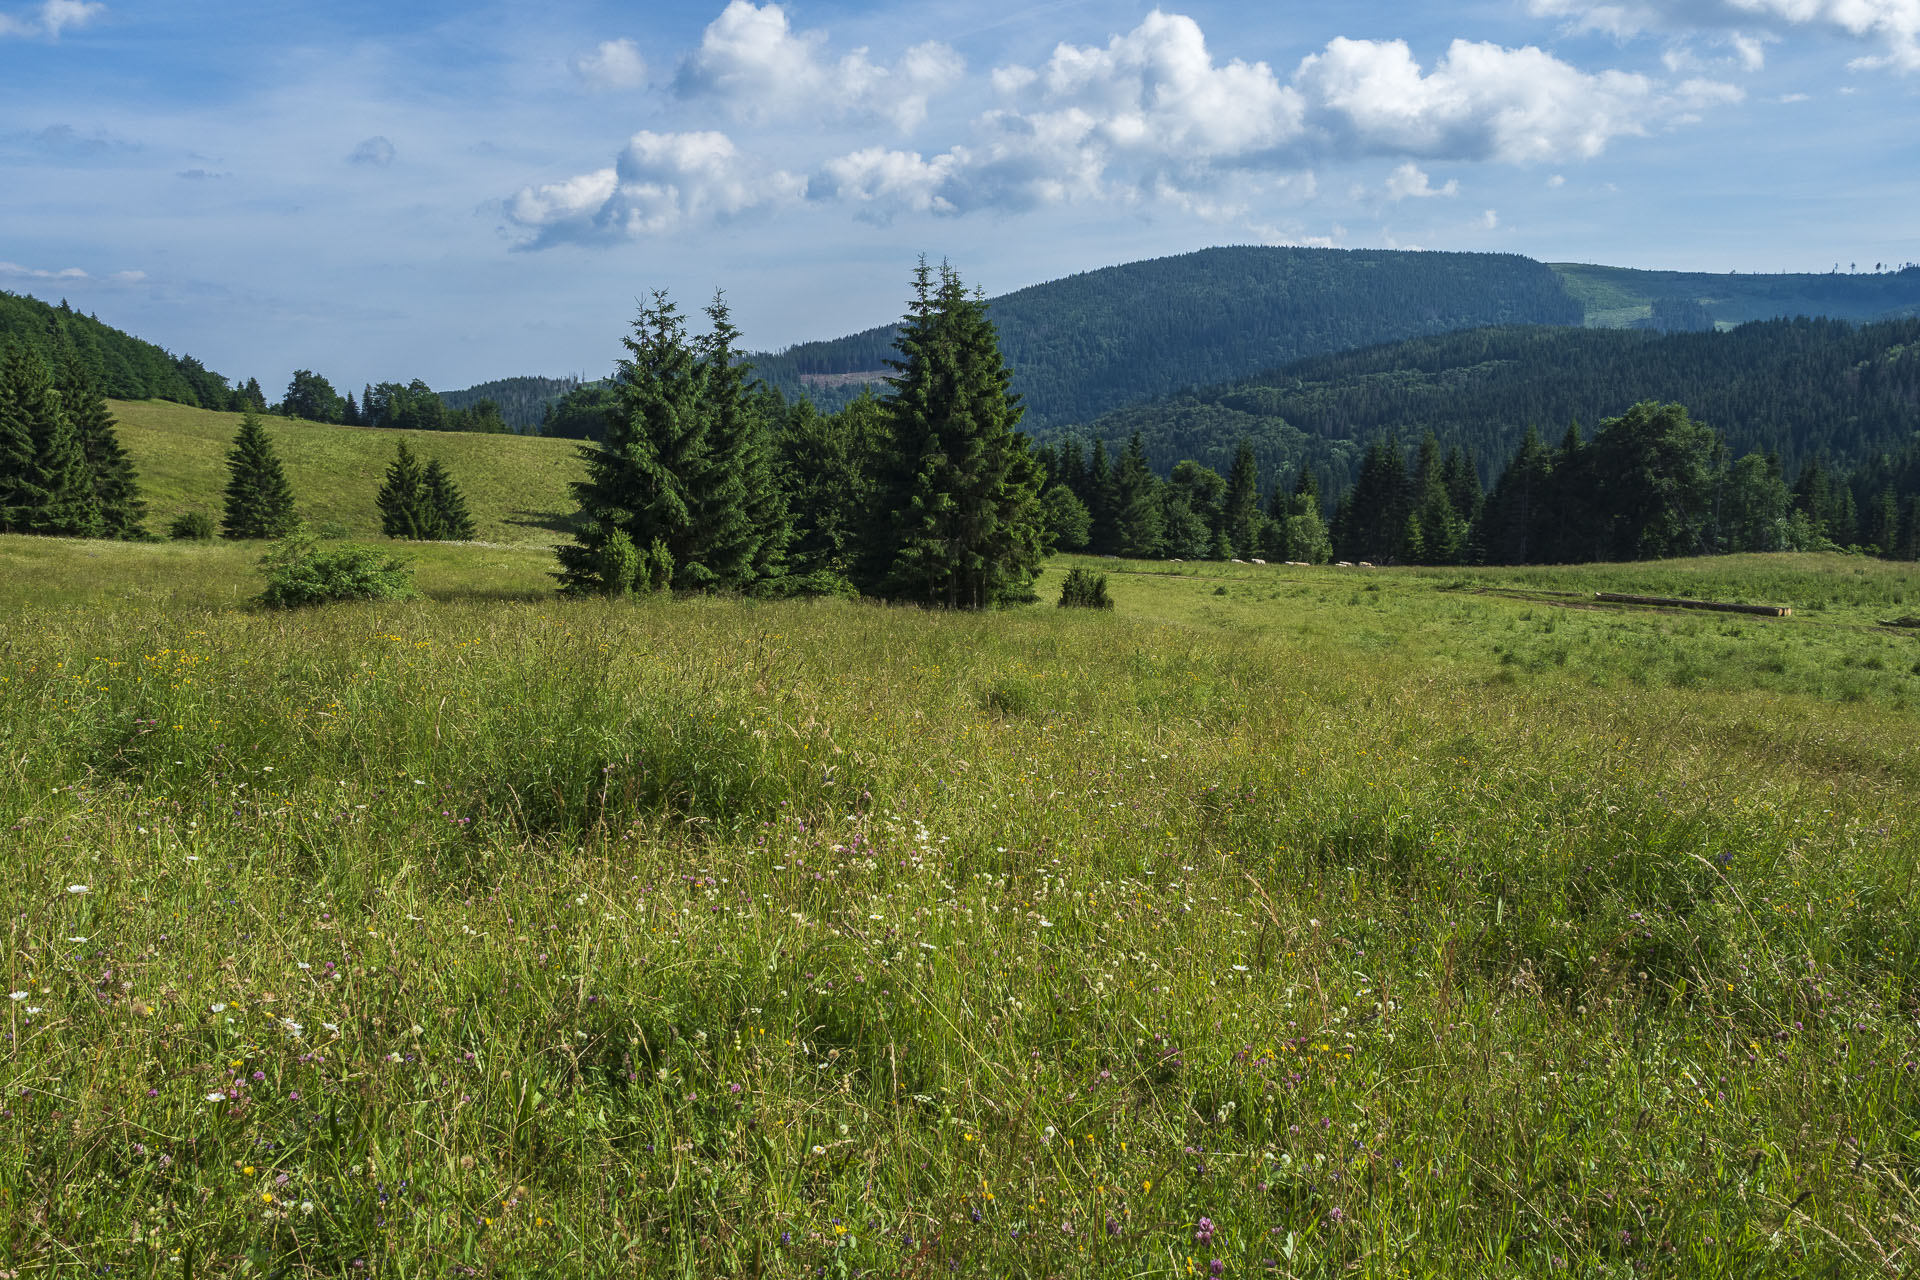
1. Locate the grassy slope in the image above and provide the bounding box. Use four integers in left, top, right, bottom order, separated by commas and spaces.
1, 543, 1917, 1275
109, 400, 587, 547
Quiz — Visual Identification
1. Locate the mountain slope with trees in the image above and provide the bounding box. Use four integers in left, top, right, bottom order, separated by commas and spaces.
0, 291, 242, 408
1070, 317, 1920, 493
1555, 262, 1920, 330
751, 247, 1583, 429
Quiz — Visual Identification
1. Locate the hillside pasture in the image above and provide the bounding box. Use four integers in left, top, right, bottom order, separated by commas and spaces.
108, 400, 587, 547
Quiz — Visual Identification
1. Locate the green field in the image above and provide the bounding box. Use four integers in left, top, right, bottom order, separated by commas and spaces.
108, 400, 587, 547
2, 541, 1917, 1276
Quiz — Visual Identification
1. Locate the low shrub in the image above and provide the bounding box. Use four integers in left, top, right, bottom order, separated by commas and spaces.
257, 527, 416, 608
167, 510, 215, 541
1058, 566, 1113, 609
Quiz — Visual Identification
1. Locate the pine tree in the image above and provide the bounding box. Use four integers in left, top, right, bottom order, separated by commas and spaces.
60, 355, 146, 539
222, 411, 297, 539
423, 457, 476, 541
0, 346, 49, 533
1220, 439, 1261, 559
867, 260, 1044, 608
376, 440, 438, 538
691, 294, 788, 589
0, 346, 95, 536
1085, 438, 1118, 555
1341, 437, 1409, 562
556, 292, 709, 595
1476, 426, 1554, 564
1112, 432, 1164, 559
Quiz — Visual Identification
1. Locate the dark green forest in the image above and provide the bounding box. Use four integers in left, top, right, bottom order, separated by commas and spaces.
750, 247, 1583, 429
1074, 318, 1920, 490
441, 375, 586, 432
0, 291, 237, 409
1554, 262, 1920, 328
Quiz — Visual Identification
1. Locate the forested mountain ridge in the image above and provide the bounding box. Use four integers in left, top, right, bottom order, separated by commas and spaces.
440, 375, 587, 432
0, 291, 235, 408
1071, 317, 1920, 491
750, 247, 1583, 429
1555, 263, 1920, 330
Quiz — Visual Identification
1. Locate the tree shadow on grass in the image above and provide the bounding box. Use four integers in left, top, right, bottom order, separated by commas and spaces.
503, 507, 578, 537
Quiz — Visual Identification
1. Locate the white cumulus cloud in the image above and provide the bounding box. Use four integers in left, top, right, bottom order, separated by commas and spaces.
0, 0, 103, 38
677, 1, 963, 130
505, 7, 1746, 240
1294, 37, 1721, 165
1383, 162, 1459, 200
506, 130, 805, 245
573, 39, 648, 92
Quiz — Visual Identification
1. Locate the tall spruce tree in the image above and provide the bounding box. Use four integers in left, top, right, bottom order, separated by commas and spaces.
222, 411, 297, 539
1, 346, 54, 533
1, 346, 96, 537
691, 294, 788, 589
1111, 431, 1165, 559
376, 440, 438, 538
866, 260, 1044, 608
1476, 426, 1554, 564
1085, 438, 1118, 555
60, 356, 146, 539
422, 457, 476, 541
557, 292, 707, 595
1220, 439, 1262, 558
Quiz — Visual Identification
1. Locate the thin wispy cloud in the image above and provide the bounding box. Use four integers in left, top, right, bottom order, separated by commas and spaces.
0, 0, 104, 39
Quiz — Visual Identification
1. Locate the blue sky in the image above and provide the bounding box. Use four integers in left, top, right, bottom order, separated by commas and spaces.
4, 0, 1917, 394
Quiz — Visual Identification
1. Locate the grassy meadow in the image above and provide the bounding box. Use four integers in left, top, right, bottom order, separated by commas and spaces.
108, 401, 586, 547
2, 539, 1918, 1277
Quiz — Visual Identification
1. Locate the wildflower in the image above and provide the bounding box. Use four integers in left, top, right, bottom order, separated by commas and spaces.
6, 992, 23, 1002
67, 885, 88, 895
206, 1092, 226, 1102
210, 1003, 227, 1013
811, 1145, 827, 1156
1210, 1262, 1225, 1278
1195, 1217, 1216, 1245
300, 1201, 315, 1215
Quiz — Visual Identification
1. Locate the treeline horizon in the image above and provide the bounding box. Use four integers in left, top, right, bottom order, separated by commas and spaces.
1036, 403, 1920, 567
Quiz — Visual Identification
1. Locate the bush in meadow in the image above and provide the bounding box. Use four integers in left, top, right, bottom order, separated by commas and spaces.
1057, 566, 1113, 609
167, 510, 215, 540
257, 525, 415, 608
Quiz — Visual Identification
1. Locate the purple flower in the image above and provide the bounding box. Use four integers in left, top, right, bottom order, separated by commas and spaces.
1195, 1216, 1216, 1244
1210, 1261, 1225, 1278
1328, 1207, 1346, 1225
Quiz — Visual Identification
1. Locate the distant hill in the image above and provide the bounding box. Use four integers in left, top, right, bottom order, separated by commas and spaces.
109, 399, 586, 546
1555, 263, 1920, 330
747, 250, 1920, 433
1069, 317, 1920, 489
440, 375, 587, 433
1, 291, 235, 407
750, 247, 1583, 430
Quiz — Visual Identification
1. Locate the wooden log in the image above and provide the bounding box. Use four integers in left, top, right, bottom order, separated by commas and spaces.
1594, 592, 1790, 617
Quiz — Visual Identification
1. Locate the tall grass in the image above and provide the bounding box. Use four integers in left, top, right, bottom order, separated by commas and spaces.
1, 541, 1916, 1276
